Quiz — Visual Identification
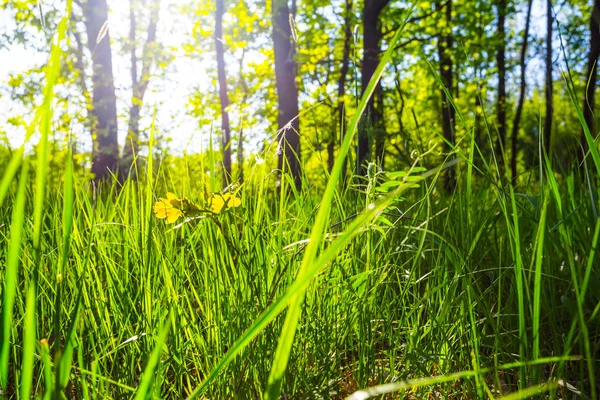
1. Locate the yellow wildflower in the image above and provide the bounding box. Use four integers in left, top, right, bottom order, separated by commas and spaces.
153, 192, 184, 224
209, 193, 242, 214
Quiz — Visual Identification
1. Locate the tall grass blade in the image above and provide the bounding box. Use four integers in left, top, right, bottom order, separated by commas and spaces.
0, 147, 25, 207
52, 141, 75, 371
346, 358, 566, 400
532, 195, 548, 383
0, 161, 29, 389
40, 338, 53, 398
144, 110, 156, 330
20, 284, 37, 399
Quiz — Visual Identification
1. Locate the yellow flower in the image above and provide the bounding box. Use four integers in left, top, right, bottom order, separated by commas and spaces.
209, 193, 242, 214
153, 192, 183, 224
153, 191, 241, 223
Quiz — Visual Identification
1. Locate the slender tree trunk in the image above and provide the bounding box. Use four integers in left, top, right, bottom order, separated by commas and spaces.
511, 0, 533, 179
82, 0, 120, 181
327, 136, 335, 172
580, 0, 600, 163
272, 0, 301, 189
71, 16, 94, 135
123, 0, 161, 174
238, 50, 249, 184
216, 0, 232, 187
473, 8, 484, 162
359, 0, 389, 176
124, 0, 138, 173
331, 0, 353, 174
69, 16, 94, 168
496, 0, 507, 164
544, 0, 553, 155
437, 0, 456, 192
129, 0, 137, 106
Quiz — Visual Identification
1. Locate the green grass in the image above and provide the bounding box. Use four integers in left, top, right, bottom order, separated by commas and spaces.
1, 3, 599, 399
1, 141, 598, 398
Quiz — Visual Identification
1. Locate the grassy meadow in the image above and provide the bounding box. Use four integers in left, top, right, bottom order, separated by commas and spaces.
1, 5, 600, 400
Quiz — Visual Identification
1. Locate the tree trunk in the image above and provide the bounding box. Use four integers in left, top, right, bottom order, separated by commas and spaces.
496, 0, 507, 164
216, 0, 232, 187
580, 0, 600, 163
238, 50, 249, 184
272, 0, 301, 189
359, 0, 389, 176
544, 0, 553, 155
70, 16, 94, 136
327, 139, 335, 172
332, 0, 353, 175
123, 0, 138, 175
82, 0, 120, 182
511, 0, 533, 179
437, 0, 456, 192
123, 0, 161, 175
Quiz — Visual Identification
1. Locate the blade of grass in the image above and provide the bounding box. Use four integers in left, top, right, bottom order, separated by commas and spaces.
144, 110, 156, 330
496, 382, 559, 400
53, 141, 75, 370
40, 338, 53, 399
0, 147, 25, 207
20, 284, 37, 399
507, 183, 528, 388
0, 160, 30, 389
345, 357, 567, 400
532, 194, 548, 384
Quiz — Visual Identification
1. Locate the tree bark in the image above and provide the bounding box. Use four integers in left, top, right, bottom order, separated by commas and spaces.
327, 131, 335, 172
272, 0, 301, 189
544, 0, 553, 155
123, 0, 161, 174
580, 0, 600, 163
70, 15, 94, 136
216, 0, 232, 187
331, 0, 353, 174
511, 0, 533, 179
437, 0, 456, 192
82, 0, 120, 181
358, 0, 389, 176
238, 50, 249, 184
496, 0, 507, 164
